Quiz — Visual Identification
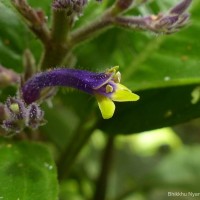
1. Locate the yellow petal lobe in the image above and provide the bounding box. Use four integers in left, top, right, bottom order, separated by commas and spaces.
111, 83, 140, 102
95, 94, 115, 119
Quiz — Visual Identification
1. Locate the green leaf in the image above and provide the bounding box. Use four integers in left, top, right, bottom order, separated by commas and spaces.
0, 1, 24, 69
0, 141, 58, 200
0, 1, 42, 70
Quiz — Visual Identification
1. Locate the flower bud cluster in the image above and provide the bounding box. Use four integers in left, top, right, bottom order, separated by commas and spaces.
1, 97, 46, 134
52, 0, 88, 15
114, 0, 191, 34
148, 12, 189, 34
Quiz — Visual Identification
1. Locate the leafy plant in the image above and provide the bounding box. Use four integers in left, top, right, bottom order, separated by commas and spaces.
0, 0, 199, 199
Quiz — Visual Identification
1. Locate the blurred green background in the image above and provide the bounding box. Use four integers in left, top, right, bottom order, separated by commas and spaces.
0, 0, 200, 200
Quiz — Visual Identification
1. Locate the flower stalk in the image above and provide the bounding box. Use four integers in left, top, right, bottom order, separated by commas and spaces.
12, 0, 51, 44
93, 135, 115, 200
57, 112, 97, 180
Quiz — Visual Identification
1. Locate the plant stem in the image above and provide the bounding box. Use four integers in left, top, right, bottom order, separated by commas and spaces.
38, 1, 136, 69
57, 114, 97, 181
38, 10, 74, 70
38, 43, 69, 70
68, 0, 136, 47
93, 135, 115, 200
12, 0, 51, 44
51, 11, 73, 44
68, 2, 128, 47
69, 10, 113, 46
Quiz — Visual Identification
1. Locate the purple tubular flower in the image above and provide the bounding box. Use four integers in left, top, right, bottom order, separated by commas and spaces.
22, 68, 113, 104
22, 67, 139, 119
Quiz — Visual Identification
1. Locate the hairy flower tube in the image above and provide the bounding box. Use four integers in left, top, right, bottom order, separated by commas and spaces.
22, 67, 139, 119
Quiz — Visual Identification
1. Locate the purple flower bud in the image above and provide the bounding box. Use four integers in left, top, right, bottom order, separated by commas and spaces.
25, 103, 46, 129
1, 98, 26, 133
176, 13, 190, 26
154, 13, 190, 34
2, 120, 23, 134
52, 0, 88, 15
0, 104, 6, 122
116, 0, 134, 11
1, 98, 46, 134
157, 15, 179, 27
170, 0, 192, 15
114, 0, 192, 34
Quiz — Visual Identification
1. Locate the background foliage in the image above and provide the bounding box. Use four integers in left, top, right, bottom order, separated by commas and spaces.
0, 0, 200, 199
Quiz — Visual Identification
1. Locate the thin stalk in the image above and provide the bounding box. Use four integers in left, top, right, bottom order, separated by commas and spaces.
12, 0, 51, 44
68, 2, 126, 47
93, 135, 115, 200
69, 10, 113, 46
51, 11, 74, 43
57, 114, 97, 181
68, 0, 136, 46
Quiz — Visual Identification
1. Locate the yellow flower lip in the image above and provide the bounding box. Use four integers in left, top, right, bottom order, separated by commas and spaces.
95, 66, 140, 119
111, 83, 140, 102
95, 94, 115, 119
